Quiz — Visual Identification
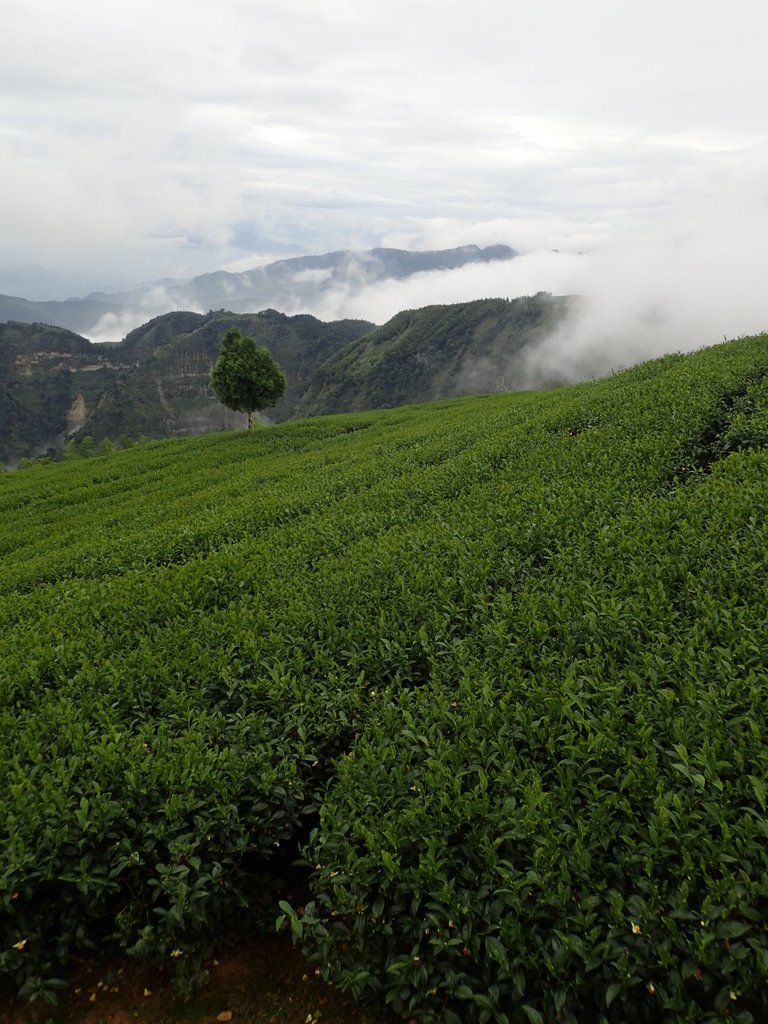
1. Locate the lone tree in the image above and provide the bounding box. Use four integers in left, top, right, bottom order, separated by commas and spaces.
211, 328, 287, 429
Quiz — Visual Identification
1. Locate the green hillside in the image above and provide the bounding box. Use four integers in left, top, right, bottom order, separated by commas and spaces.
2, 335, 768, 1022
0, 310, 375, 464
295, 294, 570, 417
1, 294, 573, 466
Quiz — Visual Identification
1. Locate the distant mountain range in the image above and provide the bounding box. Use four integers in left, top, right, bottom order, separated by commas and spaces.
0, 292, 571, 466
0, 244, 516, 339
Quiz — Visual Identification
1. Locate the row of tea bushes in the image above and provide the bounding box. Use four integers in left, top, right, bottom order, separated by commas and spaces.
2, 335, 768, 1019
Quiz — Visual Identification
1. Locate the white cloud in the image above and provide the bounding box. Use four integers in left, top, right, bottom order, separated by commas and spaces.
86, 287, 205, 344
522, 161, 768, 384
295, 252, 582, 324
292, 268, 334, 285
1, 0, 767, 298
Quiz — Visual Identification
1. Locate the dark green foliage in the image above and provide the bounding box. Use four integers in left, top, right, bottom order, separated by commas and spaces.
78, 435, 95, 457
295, 294, 571, 418
211, 328, 286, 428
0, 298, 574, 466
1, 334, 768, 1020
0, 311, 375, 464
0, 321, 109, 465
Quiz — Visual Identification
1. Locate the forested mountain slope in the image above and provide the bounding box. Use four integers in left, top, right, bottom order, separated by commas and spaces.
0, 310, 374, 463
296, 293, 570, 417
1, 294, 570, 465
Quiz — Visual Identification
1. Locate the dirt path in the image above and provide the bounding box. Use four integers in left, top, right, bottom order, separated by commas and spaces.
0, 936, 396, 1024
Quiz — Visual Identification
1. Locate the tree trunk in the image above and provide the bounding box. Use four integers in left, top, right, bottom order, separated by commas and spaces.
247, 412, 253, 430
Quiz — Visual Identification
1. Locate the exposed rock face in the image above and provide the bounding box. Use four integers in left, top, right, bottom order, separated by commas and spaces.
66, 394, 87, 433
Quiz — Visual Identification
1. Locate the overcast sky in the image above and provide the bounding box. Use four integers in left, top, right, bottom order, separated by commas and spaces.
2, 0, 768, 303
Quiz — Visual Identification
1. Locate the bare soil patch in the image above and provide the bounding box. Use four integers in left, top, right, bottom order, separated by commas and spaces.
0, 936, 395, 1024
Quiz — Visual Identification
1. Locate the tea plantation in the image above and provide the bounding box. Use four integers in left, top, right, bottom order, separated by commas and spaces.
2, 335, 768, 1023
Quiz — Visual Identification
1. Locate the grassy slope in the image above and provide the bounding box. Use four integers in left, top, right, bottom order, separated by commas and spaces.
1, 334, 768, 1022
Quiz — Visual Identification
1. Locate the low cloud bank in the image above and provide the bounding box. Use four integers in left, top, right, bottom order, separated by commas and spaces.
298, 251, 586, 325
520, 168, 768, 386
278, 168, 768, 388
83, 165, 768, 380
87, 287, 205, 344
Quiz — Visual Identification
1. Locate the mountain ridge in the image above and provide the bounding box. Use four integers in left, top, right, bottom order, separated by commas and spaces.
0, 291, 570, 466
0, 309, 376, 464
296, 293, 570, 417
0, 244, 517, 338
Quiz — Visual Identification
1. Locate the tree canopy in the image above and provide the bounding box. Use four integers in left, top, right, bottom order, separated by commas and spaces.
211, 328, 286, 429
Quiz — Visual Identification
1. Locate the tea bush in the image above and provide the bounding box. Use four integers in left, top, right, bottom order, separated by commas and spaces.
2, 335, 768, 1021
